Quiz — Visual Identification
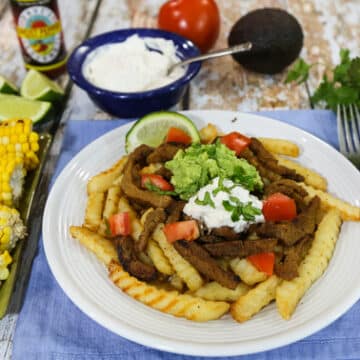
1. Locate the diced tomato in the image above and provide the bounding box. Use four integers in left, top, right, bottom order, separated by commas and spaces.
165, 127, 192, 144
220, 132, 251, 155
163, 220, 200, 243
109, 212, 131, 236
141, 174, 174, 191
247, 252, 275, 276
262, 192, 297, 222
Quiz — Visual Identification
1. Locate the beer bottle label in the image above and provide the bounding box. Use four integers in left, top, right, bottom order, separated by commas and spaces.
16, 6, 62, 64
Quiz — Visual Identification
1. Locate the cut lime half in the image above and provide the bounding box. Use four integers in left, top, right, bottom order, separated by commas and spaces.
20, 69, 64, 102
0, 94, 52, 124
0, 75, 18, 95
125, 111, 200, 153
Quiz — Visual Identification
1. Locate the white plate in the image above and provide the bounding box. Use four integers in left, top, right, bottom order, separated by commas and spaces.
43, 111, 360, 357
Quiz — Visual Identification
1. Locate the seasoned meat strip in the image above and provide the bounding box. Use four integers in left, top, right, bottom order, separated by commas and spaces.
203, 238, 278, 258
155, 166, 173, 181
250, 138, 304, 182
211, 226, 239, 240
173, 240, 239, 289
137, 208, 167, 252
146, 143, 187, 163
275, 235, 312, 280
121, 145, 173, 208
166, 200, 186, 223
257, 196, 320, 246
241, 148, 281, 183
115, 235, 157, 281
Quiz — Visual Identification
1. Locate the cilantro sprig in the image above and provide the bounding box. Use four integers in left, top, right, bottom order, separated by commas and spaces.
195, 191, 215, 208
285, 49, 360, 111
222, 197, 262, 222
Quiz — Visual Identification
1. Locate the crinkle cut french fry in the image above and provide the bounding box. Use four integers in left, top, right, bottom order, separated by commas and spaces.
117, 197, 143, 241
84, 192, 105, 232
147, 239, 174, 275
258, 138, 300, 157
199, 123, 218, 144
274, 155, 328, 191
153, 224, 203, 291
70, 226, 118, 266
193, 281, 250, 302
231, 275, 280, 323
299, 183, 360, 221
108, 260, 229, 322
87, 156, 128, 194
230, 258, 268, 286
276, 209, 342, 320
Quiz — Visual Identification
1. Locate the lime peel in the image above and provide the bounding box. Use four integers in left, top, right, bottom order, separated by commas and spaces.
20, 69, 64, 102
0, 75, 18, 95
0, 94, 52, 123
125, 111, 200, 153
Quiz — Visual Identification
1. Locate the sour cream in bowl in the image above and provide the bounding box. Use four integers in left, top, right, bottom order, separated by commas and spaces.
67, 29, 201, 118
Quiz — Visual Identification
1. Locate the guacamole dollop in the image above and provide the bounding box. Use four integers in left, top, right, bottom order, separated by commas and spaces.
165, 141, 263, 200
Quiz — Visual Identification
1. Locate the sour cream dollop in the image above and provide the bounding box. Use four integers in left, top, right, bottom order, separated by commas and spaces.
183, 177, 264, 233
83, 34, 186, 93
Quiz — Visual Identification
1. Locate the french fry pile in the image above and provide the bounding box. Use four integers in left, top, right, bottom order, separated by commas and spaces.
70, 123, 360, 323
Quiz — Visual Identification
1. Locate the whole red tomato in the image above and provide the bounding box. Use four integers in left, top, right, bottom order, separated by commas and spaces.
158, 0, 220, 53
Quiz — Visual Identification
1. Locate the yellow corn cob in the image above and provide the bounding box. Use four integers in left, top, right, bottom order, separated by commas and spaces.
0, 205, 26, 253
0, 251, 12, 281
0, 118, 40, 170
0, 156, 26, 207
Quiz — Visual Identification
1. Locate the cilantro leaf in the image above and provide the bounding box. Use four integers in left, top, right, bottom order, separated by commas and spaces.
286, 49, 360, 111
145, 181, 177, 196
195, 191, 215, 208
285, 58, 312, 85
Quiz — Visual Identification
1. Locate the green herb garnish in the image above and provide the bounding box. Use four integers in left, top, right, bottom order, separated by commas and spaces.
285, 58, 312, 85
212, 177, 236, 196
222, 199, 261, 222
285, 49, 360, 111
145, 181, 177, 196
195, 191, 215, 208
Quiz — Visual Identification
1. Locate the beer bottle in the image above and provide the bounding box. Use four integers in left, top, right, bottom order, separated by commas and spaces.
9, 0, 67, 77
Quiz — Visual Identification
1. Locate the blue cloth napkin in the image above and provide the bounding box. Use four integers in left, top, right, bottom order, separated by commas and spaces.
13, 110, 360, 360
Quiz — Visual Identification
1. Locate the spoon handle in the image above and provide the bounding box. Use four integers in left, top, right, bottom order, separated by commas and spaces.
173, 42, 252, 70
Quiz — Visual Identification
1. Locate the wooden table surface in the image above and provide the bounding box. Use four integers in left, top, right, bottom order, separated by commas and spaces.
0, 0, 359, 358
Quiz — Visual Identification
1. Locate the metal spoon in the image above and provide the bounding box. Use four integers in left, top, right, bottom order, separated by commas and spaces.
168, 42, 252, 74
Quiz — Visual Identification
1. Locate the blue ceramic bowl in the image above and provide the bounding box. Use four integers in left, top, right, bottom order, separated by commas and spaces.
67, 28, 201, 118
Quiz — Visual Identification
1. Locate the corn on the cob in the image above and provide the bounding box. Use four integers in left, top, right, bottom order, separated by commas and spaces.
0, 251, 13, 281
0, 118, 40, 170
0, 155, 26, 207
0, 205, 26, 253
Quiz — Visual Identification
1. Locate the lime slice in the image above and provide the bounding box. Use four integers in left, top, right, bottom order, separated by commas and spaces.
0, 94, 52, 124
126, 111, 200, 153
20, 69, 64, 102
0, 75, 18, 95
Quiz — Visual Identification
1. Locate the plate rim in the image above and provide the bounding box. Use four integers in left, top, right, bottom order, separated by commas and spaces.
43, 110, 360, 356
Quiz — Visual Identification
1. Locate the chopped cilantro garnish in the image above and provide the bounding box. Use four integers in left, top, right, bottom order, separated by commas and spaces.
212, 177, 235, 196
145, 181, 177, 196
222, 198, 261, 222
195, 191, 215, 208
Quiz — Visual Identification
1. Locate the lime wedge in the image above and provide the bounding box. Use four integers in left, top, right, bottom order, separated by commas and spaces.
125, 111, 200, 153
0, 75, 18, 95
20, 69, 64, 102
0, 94, 52, 124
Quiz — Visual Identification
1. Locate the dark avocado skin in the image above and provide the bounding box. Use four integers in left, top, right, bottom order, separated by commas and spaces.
228, 8, 303, 74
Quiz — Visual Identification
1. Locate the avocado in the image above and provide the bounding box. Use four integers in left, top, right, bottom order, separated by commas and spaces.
228, 8, 303, 74
165, 141, 263, 200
